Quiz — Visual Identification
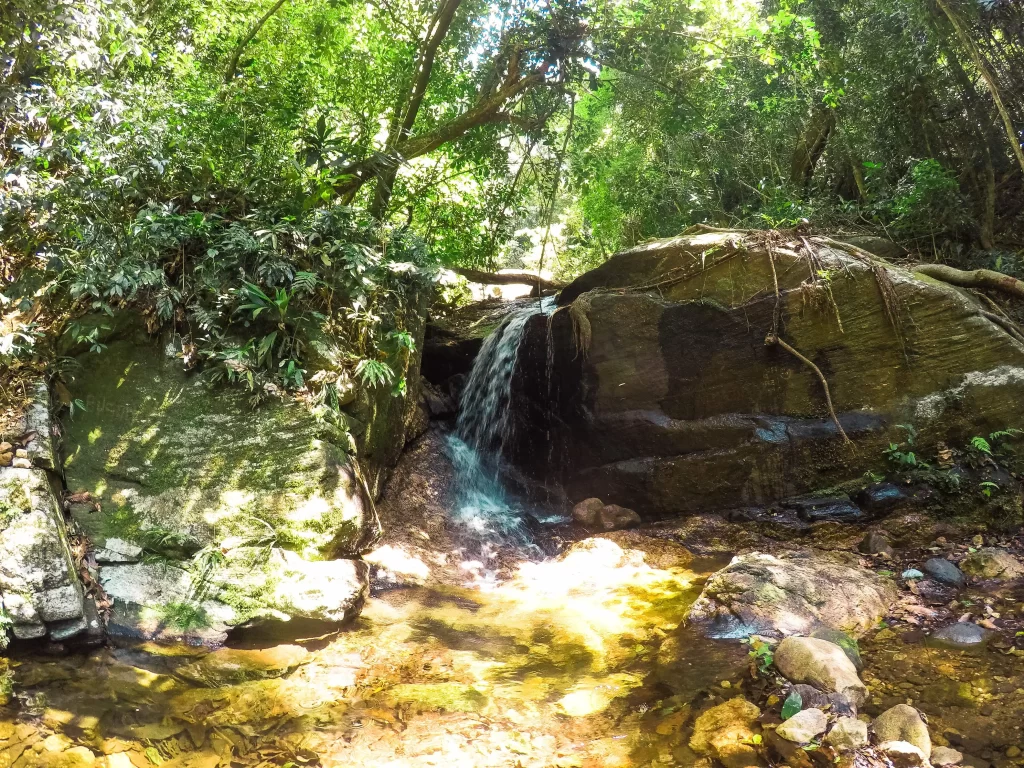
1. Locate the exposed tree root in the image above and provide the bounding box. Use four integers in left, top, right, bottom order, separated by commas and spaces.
913, 263, 1024, 301
453, 267, 564, 292
980, 310, 1024, 345
764, 332, 853, 445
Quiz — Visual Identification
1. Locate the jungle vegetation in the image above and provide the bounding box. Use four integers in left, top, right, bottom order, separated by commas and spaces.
1, 0, 1023, 400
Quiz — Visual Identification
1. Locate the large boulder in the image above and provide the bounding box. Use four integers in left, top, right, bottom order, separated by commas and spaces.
62, 329, 390, 643
688, 551, 897, 639
959, 547, 1024, 580
506, 229, 1024, 517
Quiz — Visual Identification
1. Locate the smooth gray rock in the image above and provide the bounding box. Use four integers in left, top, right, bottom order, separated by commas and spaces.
930, 622, 989, 647
923, 557, 966, 587
776, 708, 827, 744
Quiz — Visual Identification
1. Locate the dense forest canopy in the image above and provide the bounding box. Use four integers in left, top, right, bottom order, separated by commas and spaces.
2, 0, 1023, 397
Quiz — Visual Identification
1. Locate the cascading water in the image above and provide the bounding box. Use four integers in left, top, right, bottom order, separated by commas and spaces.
446, 297, 554, 569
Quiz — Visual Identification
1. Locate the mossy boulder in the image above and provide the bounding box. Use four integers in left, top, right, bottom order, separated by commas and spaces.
509, 229, 1024, 517
64, 337, 371, 559
63, 333, 377, 642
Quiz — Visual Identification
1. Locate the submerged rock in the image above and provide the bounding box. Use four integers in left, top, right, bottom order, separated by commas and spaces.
688, 551, 897, 639
930, 746, 964, 766
774, 636, 867, 705
923, 558, 966, 587
572, 498, 604, 527
776, 707, 827, 744
929, 622, 989, 648
872, 704, 930, 756
688, 698, 761, 768
178, 645, 311, 686
960, 548, 1024, 580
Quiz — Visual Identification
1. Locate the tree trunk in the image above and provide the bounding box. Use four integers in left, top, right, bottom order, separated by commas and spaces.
790, 107, 835, 190
223, 0, 290, 85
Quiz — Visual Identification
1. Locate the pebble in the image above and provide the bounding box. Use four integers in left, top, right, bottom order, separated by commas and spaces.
930, 622, 990, 648
902, 569, 924, 580
1008, 746, 1022, 758
12, 458, 31, 469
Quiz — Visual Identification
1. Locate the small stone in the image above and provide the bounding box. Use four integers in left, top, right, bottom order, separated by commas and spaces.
872, 704, 930, 755
923, 558, 967, 588
720, 680, 732, 689
0, 442, 12, 452
860, 531, 894, 556
572, 498, 604, 527
930, 622, 989, 648
774, 636, 867, 705
598, 504, 641, 531
902, 569, 924, 580
12, 457, 32, 469
15, 448, 28, 459
826, 717, 868, 751
879, 741, 929, 768
0, 451, 12, 466
688, 698, 761, 768
790, 684, 829, 710
776, 708, 827, 744
972, 535, 984, 547
980, 703, 994, 716
930, 746, 964, 766
1006, 746, 1022, 758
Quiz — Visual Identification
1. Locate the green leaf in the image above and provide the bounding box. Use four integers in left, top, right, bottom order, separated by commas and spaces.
781, 690, 802, 721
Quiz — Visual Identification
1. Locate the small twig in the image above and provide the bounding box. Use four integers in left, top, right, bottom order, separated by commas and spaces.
765, 332, 853, 446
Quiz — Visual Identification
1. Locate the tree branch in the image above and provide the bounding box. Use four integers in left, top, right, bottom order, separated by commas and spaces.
452, 267, 564, 292
223, 0, 290, 85
914, 263, 1024, 300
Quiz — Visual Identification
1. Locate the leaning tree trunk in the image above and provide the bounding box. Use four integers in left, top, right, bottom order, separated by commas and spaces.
790, 106, 835, 191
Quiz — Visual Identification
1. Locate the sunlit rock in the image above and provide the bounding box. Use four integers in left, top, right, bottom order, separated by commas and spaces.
688, 551, 896, 639
826, 716, 868, 751
872, 704, 931, 756
688, 697, 761, 768
774, 637, 867, 705
776, 707, 827, 744
177, 645, 311, 686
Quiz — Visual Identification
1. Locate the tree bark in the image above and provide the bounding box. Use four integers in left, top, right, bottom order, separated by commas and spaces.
914, 263, 1024, 299
790, 106, 835, 190
223, 0, 290, 84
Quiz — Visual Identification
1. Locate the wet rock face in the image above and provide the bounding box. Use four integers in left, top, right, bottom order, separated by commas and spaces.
687, 551, 897, 639
507, 230, 1024, 518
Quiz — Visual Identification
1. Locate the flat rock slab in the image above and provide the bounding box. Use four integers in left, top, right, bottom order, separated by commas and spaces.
178, 644, 311, 686
688, 551, 897, 639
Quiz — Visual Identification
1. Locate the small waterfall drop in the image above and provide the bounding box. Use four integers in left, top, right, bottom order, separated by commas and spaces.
446, 298, 554, 568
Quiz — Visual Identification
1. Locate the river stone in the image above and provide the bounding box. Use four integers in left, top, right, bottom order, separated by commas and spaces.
776, 707, 827, 744
688, 698, 761, 768
879, 741, 930, 768
572, 498, 604, 527
923, 558, 966, 587
0, 467, 86, 642
597, 504, 641, 531
826, 717, 868, 751
959, 548, 1024, 580
931, 747, 964, 766
872, 704, 930, 755
929, 622, 989, 648
859, 531, 894, 556
63, 338, 373, 562
178, 644, 311, 686
688, 551, 897, 639
774, 636, 867, 705
508, 230, 1024, 518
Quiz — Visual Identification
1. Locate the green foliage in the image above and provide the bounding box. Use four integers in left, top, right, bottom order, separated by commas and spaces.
885, 424, 928, 469
157, 601, 211, 631
781, 689, 803, 721
744, 636, 774, 675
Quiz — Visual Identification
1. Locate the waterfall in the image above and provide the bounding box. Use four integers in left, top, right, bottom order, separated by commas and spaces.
446, 298, 554, 566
